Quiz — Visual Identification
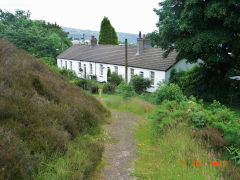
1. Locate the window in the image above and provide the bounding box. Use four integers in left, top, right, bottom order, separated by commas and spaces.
90, 64, 93, 74
78, 62, 82, 71
70, 61, 72, 70
131, 68, 134, 77
100, 64, 103, 75
65, 61, 67, 69
60, 60, 62, 67
150, 71, 155, 85
114, 66, 118, 74
84, 64, 86, 78
140, 71, 144, 77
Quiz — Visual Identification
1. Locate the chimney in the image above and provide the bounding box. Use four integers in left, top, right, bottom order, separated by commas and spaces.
143, 34, 150, 49
136, 31, 144, 55
136, 32, 150, 55
90, 36, 97, 47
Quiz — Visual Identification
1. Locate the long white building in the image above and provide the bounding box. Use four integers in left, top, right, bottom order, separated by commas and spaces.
57, 35, 197, 92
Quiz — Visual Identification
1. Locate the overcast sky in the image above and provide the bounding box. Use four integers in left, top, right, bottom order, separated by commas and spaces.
0, 0, 161, 34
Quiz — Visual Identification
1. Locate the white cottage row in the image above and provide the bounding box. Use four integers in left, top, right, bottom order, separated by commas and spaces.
57, 59, 165, 92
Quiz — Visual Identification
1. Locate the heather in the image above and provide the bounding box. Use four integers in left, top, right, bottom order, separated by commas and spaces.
0, 39, 108, 179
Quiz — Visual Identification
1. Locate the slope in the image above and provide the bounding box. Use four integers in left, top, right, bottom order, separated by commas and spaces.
0, 38, 108, 179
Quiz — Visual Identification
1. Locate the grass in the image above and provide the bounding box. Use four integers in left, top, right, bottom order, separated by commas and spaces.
102, 97, 155, 116
100, 95, 240, 179
32, 127, 107, 180
134, 121, 222, 179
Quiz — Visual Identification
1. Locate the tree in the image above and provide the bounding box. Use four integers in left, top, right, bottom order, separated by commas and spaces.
151, 0, 240, 72
98, 17, 118, 45
0, 9, 72, 59
150, 0, 240, 103
130, 75, 152, 94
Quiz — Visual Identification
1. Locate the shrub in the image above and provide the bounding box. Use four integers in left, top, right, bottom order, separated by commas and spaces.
103, 83, 115, 94
110, 72, 123, 86
107, 68, 111, 81
90, 86, 99, 94
116, 82, 134, 98
169, 65, 240, 105
155, 83, 185, 104
58, 68, 77, 80
130, 75, 152, 94
40, 57, 56, 66
75, 79, 88, 90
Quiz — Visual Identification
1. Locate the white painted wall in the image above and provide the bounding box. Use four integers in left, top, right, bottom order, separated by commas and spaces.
165, 59, 202, 82
57, 59, 166, 92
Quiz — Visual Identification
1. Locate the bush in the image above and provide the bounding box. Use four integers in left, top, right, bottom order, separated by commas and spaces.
116, 82, 134, 98
109, 72, 123, 86
169, 65, 240, 105
90, 86, 99, 94
103, 83, 115, 94
130, 75, 152, 94
75, 79, 88, 90
155, 83, 185, 104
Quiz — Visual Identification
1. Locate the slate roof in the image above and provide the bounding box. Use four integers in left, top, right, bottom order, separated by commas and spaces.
57, 44, 177, 71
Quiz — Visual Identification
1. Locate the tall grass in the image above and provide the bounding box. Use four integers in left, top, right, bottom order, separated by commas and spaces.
32, 128, 105, 180
134, 122, 221, 179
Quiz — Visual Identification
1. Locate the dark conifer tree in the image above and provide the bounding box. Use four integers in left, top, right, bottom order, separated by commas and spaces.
99, 17, 118, 45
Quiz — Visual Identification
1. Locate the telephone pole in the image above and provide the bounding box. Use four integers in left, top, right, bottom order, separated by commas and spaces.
125, 39, 128, 84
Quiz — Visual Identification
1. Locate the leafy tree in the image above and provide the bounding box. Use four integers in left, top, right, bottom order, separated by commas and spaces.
151, 0, 240, 71
99, 17, 118, 45
130, 75, 152, 94
150, 0, 240, 103
0, 9, 72, 58
110, 72, 123, 86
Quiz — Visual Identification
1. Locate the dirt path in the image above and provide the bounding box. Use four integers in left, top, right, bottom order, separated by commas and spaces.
99, 109, 139, 180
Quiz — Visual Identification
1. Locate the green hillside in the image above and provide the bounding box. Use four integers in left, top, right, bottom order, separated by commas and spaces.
0, 39, 108, 179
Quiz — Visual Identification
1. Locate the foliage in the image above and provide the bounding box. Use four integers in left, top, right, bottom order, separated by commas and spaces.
130, 75, 152, 94
0, 9, 72, 58
90, 86, 99, 94
225, 145, 240, 165
151, 0, 240, 68
155, 83, 185, 104
40, 57, 56, 66
107, 68, 111, 81
103, 82, 115, 94
116, 82, 135, 98
150, 0, 240, 105
109, 72, 123, 86
32, 129, 104, 179
0, 39, 108, 179
98, 17, 118, 45
169, 66, 240, 105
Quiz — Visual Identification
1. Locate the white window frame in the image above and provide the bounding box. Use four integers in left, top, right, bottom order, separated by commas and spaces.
140, 71, 144, 77
90, 63, 93, 74
100, 64, 103, 75
65, 61, 67, 69
78, 62, 82, 71
60, 60, 62, 67
70, 61, 72, 70
131, 68, 134, 77
114, 66, 118, 74
150, 71, 155, 85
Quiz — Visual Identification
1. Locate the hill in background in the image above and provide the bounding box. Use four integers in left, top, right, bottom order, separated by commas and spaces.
62, 27, 138, 45
0, 38, 108, 179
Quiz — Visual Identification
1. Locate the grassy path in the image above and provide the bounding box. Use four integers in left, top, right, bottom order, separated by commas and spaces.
99, 109, 139, 180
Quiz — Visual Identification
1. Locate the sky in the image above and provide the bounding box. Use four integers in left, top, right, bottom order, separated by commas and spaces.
0, 0, 161, 34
